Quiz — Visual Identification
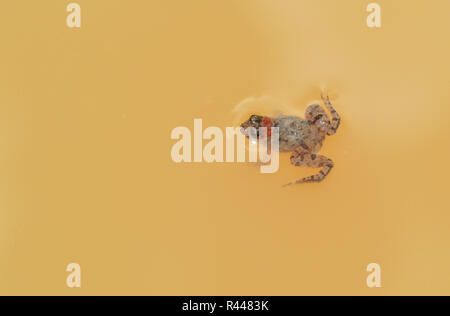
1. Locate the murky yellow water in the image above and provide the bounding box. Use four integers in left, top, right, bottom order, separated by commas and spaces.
1, 0, 449, 295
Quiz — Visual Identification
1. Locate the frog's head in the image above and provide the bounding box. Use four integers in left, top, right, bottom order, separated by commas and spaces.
240, 115, 274, 137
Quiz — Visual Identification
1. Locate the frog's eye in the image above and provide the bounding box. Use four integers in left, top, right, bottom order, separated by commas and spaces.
250, 115, 260, 123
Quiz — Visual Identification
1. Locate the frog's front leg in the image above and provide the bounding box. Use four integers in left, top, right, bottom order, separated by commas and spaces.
305, 104, 330, 135
321, 93, 341, 136
283, 148, 334, 186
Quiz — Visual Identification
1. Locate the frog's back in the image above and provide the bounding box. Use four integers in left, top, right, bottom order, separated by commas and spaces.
274, 115, 322, 152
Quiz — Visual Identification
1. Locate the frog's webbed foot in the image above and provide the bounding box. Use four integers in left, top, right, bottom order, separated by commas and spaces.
283, 148, 334, 187
321, 93, 341, 136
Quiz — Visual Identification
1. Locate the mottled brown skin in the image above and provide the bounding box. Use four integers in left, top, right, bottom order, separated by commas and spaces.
240, 94, 341, 186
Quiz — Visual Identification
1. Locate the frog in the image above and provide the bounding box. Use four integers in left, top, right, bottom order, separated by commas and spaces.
240, 93, 341, 186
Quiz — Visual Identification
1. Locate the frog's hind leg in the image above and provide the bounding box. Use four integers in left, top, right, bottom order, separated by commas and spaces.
321, 93, 341, 136
283, 148, 334, 187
